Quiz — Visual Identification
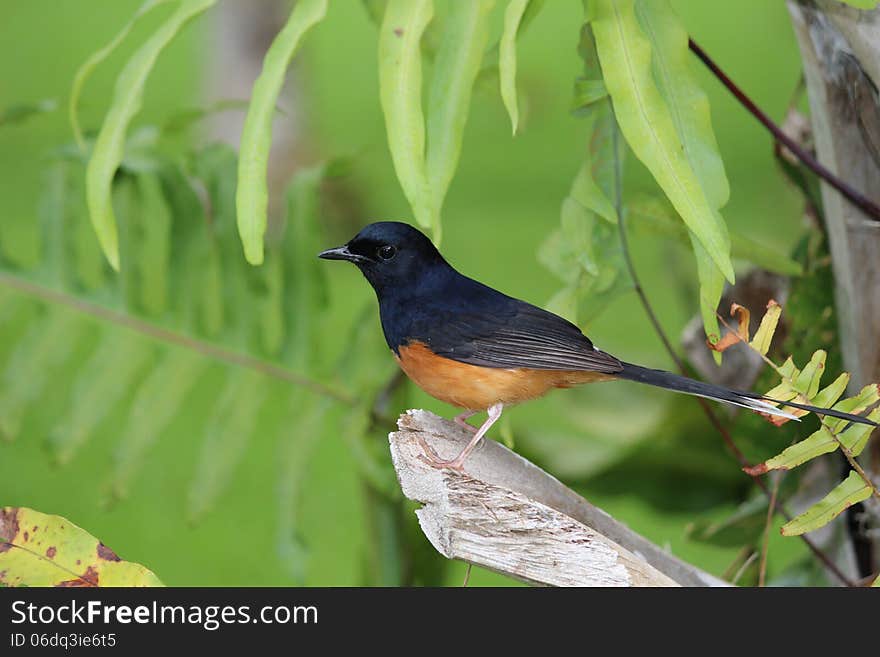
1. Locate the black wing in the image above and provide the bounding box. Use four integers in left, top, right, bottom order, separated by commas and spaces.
416, 298, 623, 374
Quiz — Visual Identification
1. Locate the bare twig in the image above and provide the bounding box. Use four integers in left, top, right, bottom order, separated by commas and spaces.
688, 37, 880, 223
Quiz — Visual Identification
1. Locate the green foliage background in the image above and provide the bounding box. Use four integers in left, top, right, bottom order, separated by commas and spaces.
0, 0, 815, 585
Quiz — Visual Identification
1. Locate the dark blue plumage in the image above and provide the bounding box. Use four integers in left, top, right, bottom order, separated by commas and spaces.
319, 221, 879, 430
322, 221, 622, 373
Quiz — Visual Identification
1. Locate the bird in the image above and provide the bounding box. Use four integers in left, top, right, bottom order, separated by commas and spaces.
319, 221, 878, 471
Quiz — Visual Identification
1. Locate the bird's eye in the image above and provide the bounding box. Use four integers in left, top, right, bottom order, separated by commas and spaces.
377, 245, 397, 261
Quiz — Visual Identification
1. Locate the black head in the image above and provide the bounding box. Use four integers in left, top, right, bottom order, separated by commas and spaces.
318, 221, 447, 296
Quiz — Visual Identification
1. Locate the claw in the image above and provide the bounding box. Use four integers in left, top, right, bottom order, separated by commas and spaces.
415, 436, 467, 472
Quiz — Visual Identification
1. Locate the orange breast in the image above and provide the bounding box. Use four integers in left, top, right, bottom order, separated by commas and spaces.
394, 341, 617, 410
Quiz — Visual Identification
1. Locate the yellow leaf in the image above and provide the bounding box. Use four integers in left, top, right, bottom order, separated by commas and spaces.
0, 507, 162, 587
749, 299, 781, 356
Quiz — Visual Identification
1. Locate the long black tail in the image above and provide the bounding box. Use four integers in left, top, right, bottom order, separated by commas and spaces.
617, 362, 879, 427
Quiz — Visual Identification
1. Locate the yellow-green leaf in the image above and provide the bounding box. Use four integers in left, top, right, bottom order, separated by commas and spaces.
792, 350, 826, 398
69, 0, 173, 150
757, 405, 880, 475
591, 0, 734, 282
838, 0, 878, 8
500, 0, 530, 135
823, 384, 880, 433
426, 0, 494, 242
691, 235, 725, 361
810, 372, 849, 409
85, 0, 217, 270
379, 0, 435, 237
634, 0, 730, 350
781, 471, 872, 536
235, 0, 328, 265
750, 300, 782, 356
0, 507, 162, 586
760, 426, 840, 473
840, 407, 880, 456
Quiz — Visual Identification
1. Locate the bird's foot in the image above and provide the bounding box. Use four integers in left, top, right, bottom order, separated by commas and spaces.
415, 436, 467, 473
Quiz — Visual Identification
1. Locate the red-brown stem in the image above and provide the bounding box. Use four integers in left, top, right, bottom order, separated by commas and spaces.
688, 38, 880, 223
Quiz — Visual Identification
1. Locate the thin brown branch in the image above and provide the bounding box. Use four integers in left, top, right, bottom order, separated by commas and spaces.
688, 37, 880, 223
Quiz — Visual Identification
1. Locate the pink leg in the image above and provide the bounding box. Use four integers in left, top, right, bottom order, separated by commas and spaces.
421, 403, 503, 472
454, 410, 478, 433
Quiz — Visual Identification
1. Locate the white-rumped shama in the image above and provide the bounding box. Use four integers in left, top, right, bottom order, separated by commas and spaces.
320, 221, 878, 470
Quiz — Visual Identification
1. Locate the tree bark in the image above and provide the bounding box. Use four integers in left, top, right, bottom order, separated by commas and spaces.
389, 409, 729, 587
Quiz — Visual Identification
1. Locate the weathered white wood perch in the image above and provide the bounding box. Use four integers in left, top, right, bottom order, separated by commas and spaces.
389, 410, 729, 587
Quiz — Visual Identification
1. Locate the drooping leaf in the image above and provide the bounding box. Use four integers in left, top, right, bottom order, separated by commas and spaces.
48, 331, 155, 465
426, 0, 494, 237
0, 506, 162, 587
378, 0, 435, 237
235, 0, 328, 265
781, 471, 873, 536
633, 0, 731, 351
187, 370, 268, 522
499, 0, 541, 134
109, 350, 207, 500
69, 0, 174, 148
85, 0, 217, 270
591, 0, 734, 284
691, 235, 725, 358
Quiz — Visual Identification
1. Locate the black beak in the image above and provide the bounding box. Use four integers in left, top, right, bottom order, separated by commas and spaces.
318, 245, 365, 263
